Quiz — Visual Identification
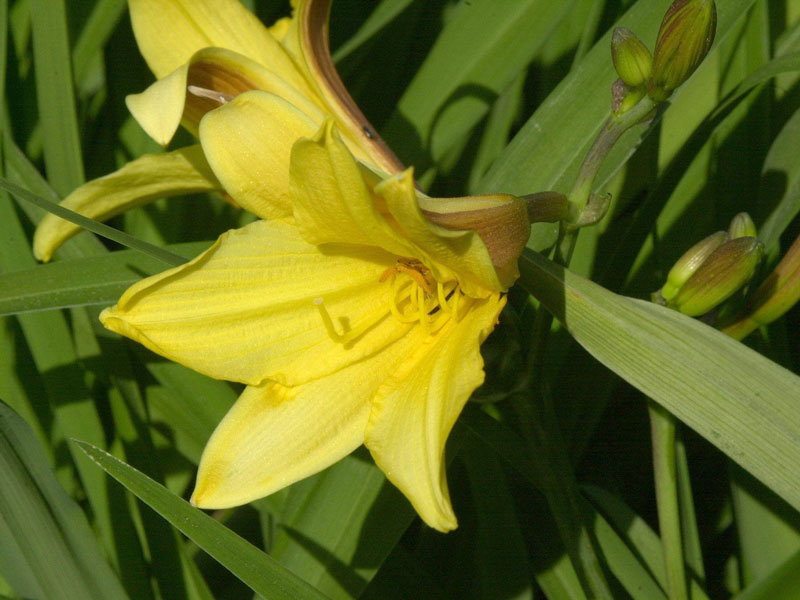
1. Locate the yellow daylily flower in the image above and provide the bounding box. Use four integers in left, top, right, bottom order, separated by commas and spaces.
99, 105, 529, 531
32, 0, 538, 531
33, 0, 402, 261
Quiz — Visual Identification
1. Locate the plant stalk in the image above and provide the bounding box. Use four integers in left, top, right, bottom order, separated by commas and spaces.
649, 402, 689, 600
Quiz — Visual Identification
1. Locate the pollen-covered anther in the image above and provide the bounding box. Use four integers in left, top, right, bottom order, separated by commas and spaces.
380, 258, 463, 331
379, 258, 434, 296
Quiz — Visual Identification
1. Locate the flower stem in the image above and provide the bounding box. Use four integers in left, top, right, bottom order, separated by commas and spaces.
557, 95, 657, 266
649, 402, 689, 600
515, 392, 614, 600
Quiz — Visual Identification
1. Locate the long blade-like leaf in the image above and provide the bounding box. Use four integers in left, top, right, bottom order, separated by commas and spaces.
0, 402, 127, 600
75, 441, 333, 600
519, 250, 800, 513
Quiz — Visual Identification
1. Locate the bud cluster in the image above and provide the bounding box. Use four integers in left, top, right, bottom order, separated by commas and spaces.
610, 0, 716, 114
654, 213, 764, 317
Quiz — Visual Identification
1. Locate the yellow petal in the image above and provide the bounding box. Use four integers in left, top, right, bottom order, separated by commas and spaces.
100, 219, 412, 387
375, 170, 504, 296
33, 145, 220, 262
128, 0, 314, 100
290, 119, 412, 257
199, 90, 320, 220
126, 47, 327, 147
191, 325, 423, 509
364, 293, 506, 532
283, 0, 405, 174
126, 65, 190, 147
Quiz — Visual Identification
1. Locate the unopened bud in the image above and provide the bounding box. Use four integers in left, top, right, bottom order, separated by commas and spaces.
721, 232, 800, 339
612, 27, 653, 88
728, 212, 757, 239
669, 236, 763, 317
660, 230, 728, 302
649, 0, 717, 102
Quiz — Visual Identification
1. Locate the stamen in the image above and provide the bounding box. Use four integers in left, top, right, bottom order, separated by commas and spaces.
314, 297, 379, 345
416, 284, 428, 331
187, 85, 234, 105
314, 297, 344, 341
437, 282, 450, 315
380, 260, 434, 295
380, 257, 465, 330
388, 277, 420, 323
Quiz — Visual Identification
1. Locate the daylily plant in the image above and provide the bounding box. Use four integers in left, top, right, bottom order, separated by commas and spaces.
34, 0, 536, 531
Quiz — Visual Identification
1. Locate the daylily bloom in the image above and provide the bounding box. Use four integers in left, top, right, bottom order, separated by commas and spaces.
101, 116, 526, 531
32, 0, 537, 530
33, 0, 403, 261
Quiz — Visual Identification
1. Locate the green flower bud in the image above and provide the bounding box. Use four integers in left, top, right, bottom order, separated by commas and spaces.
660, 230, 728, 301
669, 236, 764, 317
611, 27, 653, 88
721, 232, 800, 339
728, 212, 757, 239
649, 0, 717, 102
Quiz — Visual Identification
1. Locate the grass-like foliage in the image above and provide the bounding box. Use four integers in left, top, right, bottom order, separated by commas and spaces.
1, 1, 800, 599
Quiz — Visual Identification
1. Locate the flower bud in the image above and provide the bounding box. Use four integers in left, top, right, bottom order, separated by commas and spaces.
728, 212, 757, 239
660, 230, 728, 302
648, 0, 717, 102
669, 236, 764, 317
721, 232, 800, 339
611, 27, 653, 88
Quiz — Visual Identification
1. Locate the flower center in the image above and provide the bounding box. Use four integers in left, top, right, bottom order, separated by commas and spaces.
379, 258, 463, 331
312, 257, 465, 346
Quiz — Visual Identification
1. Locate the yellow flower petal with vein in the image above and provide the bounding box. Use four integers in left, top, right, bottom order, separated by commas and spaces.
128, 0, 313, 100
290, 119, 412, 255
101, 219, 413, 387
34, 145, 220, 262
198, 91, 320, 220
365, 293, 506, 531
191, 323, 430, 509
126, 47, 327, 147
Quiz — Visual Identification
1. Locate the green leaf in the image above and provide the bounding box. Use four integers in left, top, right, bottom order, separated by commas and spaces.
758, 102, 800, 254
383, 0, 575, 172
332, 0, 414, 62
479, 0, 760, 214
0, 401, 127, 600
271, 453, 413, 600
0, 178, 189, 266
75, 441, 333, 600
736, 549, 800, 600
519, 249, 800, 514
0, 242, 209, 317
30, 0, 83, 195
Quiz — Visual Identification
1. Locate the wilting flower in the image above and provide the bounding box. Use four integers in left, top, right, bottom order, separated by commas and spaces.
35, 0, 535, 531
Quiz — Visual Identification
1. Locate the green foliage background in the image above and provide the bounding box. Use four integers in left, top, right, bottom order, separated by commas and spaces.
1, 0, 800, 599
